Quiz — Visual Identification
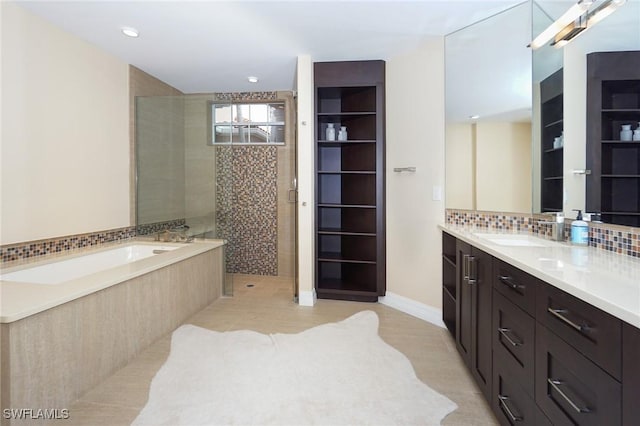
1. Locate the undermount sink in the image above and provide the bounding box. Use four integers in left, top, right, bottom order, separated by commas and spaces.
472, 233, 558, 247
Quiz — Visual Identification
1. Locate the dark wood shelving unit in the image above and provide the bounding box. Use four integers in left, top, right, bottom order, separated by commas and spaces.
314, 60, 385, 302
540, 68, 564, 213
442, 231, 457, 337
586, 51, 640, 227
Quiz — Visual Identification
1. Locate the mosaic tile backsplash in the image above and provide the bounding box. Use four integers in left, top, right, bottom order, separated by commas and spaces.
0, 226, 137, 264
446, 209, 640, 258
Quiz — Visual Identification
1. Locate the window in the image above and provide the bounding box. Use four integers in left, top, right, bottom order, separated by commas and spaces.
209, 102, 285, 145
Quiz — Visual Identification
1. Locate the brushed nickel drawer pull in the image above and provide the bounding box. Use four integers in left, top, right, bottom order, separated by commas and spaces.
547, 308, 590, 332
498, 395, 523, 422
498, 327, 523, 346
463, 254, 470, 280
499, 275, 522, 291
547, 379, 591, 413
468, 256, 477, 285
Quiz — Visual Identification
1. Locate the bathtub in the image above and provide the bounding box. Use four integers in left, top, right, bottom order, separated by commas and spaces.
1, 239, 225, 418
0, 244, 180, 285
0, 239, 225, 323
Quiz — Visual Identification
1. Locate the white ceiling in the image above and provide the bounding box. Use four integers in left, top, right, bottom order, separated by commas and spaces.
14, 0, 525, 93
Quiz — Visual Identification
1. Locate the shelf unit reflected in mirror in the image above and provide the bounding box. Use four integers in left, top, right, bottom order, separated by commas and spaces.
587, 51, 640, 226
541, 68, 564, 213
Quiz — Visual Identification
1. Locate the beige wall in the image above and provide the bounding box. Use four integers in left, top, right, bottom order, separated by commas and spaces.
386, 38, 446, 308
446, 121, 533, 213
0, 3, 130, 245
446, 123, 475, 210
476, 122, 532, 212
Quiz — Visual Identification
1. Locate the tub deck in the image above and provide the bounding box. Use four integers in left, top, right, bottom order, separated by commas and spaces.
0, 239, 224, 323
1, 240, 225, 425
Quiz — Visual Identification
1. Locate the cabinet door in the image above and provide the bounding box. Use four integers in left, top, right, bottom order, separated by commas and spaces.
623, 323, 640, 426
536, 324, 621, 425
470, 246, 493, 401
455, 240, 472, 367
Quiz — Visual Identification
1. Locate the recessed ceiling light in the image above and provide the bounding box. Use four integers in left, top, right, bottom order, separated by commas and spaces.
121, 27, 139, 38
469, 115, 480, 120
248, 76, 259, 83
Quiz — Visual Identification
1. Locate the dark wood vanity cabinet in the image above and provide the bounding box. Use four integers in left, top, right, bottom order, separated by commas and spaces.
623, 323, 640, 426
441, 231, 640, 425
314, 60, 385, 302
455, 240, 492, 401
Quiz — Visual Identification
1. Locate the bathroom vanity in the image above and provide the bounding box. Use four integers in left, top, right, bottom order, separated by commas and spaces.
440, 226, 640, 425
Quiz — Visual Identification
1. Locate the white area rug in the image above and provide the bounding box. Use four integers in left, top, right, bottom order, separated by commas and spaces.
132, 310, 457, 425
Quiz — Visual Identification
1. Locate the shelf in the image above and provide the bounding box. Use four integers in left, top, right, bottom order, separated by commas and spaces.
544, 119, 564, 128
443, 254, 456, 267
543, 176, 563, 181
602, 140, 640, 144
601, 211, 640, 216
317, 112, 376, 116
317, 171, 376, 175
317, 254, 376, 264
317, 140, 376, 144
601, 174, 640, 178
443, 285, 456, 302
318, 229, 376, 237
542, 207, 563, 212
544, 147, 564, 154
601, 109, 640, 113
317, 203, 375, 208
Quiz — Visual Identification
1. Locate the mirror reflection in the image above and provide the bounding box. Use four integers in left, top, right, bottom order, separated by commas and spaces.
445, 2, 533, 213
533, 0, 640, 225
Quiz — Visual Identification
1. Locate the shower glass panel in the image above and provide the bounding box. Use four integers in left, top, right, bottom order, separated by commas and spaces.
135, 95, 234, 296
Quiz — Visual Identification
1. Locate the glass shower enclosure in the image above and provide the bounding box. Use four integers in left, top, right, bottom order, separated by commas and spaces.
135, 95, 234, 295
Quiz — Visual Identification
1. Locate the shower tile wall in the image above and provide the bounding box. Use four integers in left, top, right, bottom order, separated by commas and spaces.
216, 146, 278, 275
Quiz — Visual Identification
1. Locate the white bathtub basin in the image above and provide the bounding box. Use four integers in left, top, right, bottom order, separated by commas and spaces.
0, 244, 180, 285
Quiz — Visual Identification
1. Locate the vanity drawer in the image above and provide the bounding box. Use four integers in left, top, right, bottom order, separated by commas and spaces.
493, 350, 540, 426
536, 282, 622, 380
493, 290, 535, 397
535, 324, 621, 426
493, 259, 537, 316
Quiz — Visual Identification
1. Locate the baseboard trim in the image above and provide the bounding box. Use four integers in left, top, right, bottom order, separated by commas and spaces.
379, 292, 446, 328
298, 289, 317, 307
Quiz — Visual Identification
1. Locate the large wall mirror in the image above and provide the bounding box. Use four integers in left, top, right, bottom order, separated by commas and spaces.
447, 0, 640, 229
445, 1, 533, 213
533, 0, 640, 225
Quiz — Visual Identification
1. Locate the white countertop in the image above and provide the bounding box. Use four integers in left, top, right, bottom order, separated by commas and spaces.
0, 239, 225, 323
439, 224, 640, 329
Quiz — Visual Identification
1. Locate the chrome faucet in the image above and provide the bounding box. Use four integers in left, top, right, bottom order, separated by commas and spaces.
154, 225, 193, 243
538, 212, 565, 241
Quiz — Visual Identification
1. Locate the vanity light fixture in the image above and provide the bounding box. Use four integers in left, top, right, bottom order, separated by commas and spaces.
552, 0, 626, 48
530, 0, 627, 49
121, 27, 139, 38
529, 0, 592, 49
586, 0, 626, 27
247, 76, 259, 83
469, 115, 480, 120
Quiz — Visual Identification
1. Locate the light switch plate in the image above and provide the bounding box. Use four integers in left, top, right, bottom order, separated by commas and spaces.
432, 185, 442, 201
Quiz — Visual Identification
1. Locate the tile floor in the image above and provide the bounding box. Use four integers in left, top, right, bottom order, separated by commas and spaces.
50, 274, 497, 425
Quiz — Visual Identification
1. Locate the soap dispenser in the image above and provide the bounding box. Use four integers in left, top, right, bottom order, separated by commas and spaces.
571, 209, 589, 246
